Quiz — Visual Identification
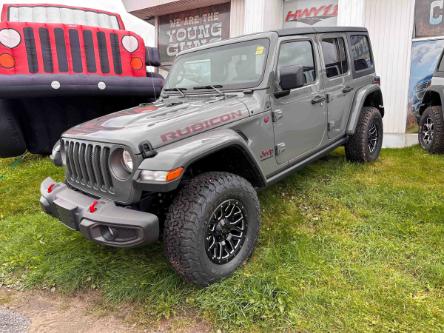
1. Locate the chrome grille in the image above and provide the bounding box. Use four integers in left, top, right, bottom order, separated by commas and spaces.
62, 139, 114, 194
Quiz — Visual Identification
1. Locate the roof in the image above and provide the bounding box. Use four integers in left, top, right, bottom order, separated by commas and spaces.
276, 26, 368, 36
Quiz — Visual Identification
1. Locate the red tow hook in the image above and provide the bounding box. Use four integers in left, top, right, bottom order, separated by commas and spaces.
47, 184, 56, 193
89, 200, 99, 213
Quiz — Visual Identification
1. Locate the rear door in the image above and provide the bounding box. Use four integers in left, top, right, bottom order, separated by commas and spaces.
271, 36, 327, 165
318, 34, 355, 140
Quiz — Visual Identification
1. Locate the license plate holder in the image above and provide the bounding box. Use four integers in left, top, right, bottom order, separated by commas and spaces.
54, 198, 78, 230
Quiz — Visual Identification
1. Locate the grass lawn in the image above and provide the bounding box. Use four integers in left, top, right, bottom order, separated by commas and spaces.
0, 146, 443, 332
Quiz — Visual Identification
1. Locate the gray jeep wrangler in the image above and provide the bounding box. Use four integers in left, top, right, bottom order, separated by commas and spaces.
40, 27, 384, 286
418, 49, 444, 153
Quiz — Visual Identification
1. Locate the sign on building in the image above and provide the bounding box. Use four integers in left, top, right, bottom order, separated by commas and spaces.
415, 0, 444, 38
283, 0, 338, 28
158, 3, 231, 64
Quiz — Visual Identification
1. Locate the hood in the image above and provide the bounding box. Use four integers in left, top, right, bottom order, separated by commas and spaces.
63, 96, 250, 153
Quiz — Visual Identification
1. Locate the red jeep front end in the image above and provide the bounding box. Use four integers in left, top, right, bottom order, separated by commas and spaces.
0, 4, 163, 157
0, 4, 162, 96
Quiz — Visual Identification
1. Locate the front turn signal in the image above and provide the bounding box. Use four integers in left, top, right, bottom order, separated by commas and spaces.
139, 167, 184, 183
0, 53, 14, 68
166, 167, 184, 182
130, 57, 143, 70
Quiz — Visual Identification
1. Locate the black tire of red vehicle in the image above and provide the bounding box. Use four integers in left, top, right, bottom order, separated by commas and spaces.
164, 172, 261, 286
0, 100, 26, 158
345, 106, 383, 163
418, 106, 444, 154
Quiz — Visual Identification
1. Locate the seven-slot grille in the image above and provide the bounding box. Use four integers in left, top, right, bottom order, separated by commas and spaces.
62, 139, 114, 194
23, 26, 123, 75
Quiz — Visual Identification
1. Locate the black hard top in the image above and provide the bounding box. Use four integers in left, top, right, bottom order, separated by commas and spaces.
276, 26, 368, 36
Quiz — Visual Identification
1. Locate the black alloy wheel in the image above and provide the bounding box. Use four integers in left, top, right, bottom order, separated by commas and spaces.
205, 199, 248, 265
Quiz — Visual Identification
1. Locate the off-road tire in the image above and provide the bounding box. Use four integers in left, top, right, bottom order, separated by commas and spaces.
0, 100, 26, 158
418, 106, 444, 154
345, 106, 383, 163
164, 172, 260, 286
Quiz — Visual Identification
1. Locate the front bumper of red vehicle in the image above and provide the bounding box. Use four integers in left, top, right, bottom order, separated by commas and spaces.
0, 74, 163, 98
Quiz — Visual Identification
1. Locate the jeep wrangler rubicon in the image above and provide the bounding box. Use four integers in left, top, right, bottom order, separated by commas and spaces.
418, 49, 444, 153
40, 27, 384, 286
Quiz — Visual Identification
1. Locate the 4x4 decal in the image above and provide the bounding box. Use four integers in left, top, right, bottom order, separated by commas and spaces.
160, 110, 244, 143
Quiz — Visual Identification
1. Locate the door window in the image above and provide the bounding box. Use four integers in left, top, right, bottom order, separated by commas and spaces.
321, 38, 348, 78
350, 35, 374, 71
278, 41, 316, 85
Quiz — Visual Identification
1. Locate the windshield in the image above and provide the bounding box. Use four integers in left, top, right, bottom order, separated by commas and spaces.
165, 38, 270, 91
8, 6, 120, 30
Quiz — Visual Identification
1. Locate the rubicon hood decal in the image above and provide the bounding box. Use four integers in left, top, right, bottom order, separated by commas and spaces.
160, 110, 244, 144
63, 97, 250, 151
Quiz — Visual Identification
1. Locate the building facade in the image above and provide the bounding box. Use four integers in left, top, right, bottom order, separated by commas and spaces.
123, 0, 442, 148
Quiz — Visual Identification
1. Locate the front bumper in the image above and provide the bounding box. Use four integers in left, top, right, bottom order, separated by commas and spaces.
0, 74, 163, 98
40, 177, 159, 248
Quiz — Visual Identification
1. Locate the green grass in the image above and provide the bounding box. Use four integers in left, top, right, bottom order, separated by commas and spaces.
1, 147, 444, 332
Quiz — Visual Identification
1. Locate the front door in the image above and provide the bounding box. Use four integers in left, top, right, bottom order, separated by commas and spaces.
319, 34, 355, 140
271, 37, 327, 165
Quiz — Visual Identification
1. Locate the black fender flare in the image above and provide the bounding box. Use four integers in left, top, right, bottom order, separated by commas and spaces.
135, 129, 267, 191
346, 84, 384, 135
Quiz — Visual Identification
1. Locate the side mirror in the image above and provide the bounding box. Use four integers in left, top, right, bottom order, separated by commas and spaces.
279, 65, 305, 91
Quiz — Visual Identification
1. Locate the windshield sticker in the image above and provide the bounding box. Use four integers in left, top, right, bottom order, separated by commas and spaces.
256, 46, 265, 55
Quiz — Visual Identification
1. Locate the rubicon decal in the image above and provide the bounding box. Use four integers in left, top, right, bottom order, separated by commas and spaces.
161, 110, 244, 143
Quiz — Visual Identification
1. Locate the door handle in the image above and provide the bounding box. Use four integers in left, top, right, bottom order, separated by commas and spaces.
311, 95, 326, 104
343, 86, 354, 94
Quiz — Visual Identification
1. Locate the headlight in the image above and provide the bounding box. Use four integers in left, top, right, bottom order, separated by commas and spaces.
50, 140, 62, 167
110, 148, 135, 180
139, 167, 184, 183
0, 29, 21, 48
122, 35, 139, 53
122, 149, 133, 172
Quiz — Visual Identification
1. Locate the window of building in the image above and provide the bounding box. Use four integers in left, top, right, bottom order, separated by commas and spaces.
350, 35, 374, 71
278, 40, 316, 85
321, 38, 348, 78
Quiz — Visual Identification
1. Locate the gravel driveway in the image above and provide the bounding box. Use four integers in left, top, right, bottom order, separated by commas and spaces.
0, 308, 30, 333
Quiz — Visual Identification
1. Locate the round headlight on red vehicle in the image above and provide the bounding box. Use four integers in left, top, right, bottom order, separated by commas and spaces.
0, 29, 21, 48
122, 35, 139, 53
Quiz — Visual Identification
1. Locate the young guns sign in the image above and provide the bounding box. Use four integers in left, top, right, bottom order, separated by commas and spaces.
284, 0, 338, 28
158, 4, 231, 64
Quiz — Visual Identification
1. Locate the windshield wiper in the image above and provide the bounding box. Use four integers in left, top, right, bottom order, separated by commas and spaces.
193, 85, 225, 96
163, 87, 187, 98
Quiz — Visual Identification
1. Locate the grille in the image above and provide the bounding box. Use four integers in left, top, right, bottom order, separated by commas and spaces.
62, 139, 114, 194
23, 27, 122, 75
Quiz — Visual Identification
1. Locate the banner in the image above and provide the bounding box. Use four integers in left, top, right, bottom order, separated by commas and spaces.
407, 39, 444, 131
283, 0, 338, 28
158, 4, 231, 64
415, 0, 444, 38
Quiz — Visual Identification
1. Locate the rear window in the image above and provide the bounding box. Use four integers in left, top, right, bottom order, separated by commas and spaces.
350, 35, 373, 72
321, 38, 349, 78
8, 6, 120, 30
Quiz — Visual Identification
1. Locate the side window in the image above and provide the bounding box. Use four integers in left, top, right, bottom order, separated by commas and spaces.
321, 38, 348, 78
350, 35, 374, 71
438, 53, 444, 72
278, 40, 316, 86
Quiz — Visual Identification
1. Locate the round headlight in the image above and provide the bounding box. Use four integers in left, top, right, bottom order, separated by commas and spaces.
122, 35, 139, 53
0, 29, 21, 49
122, 150, 133, 172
